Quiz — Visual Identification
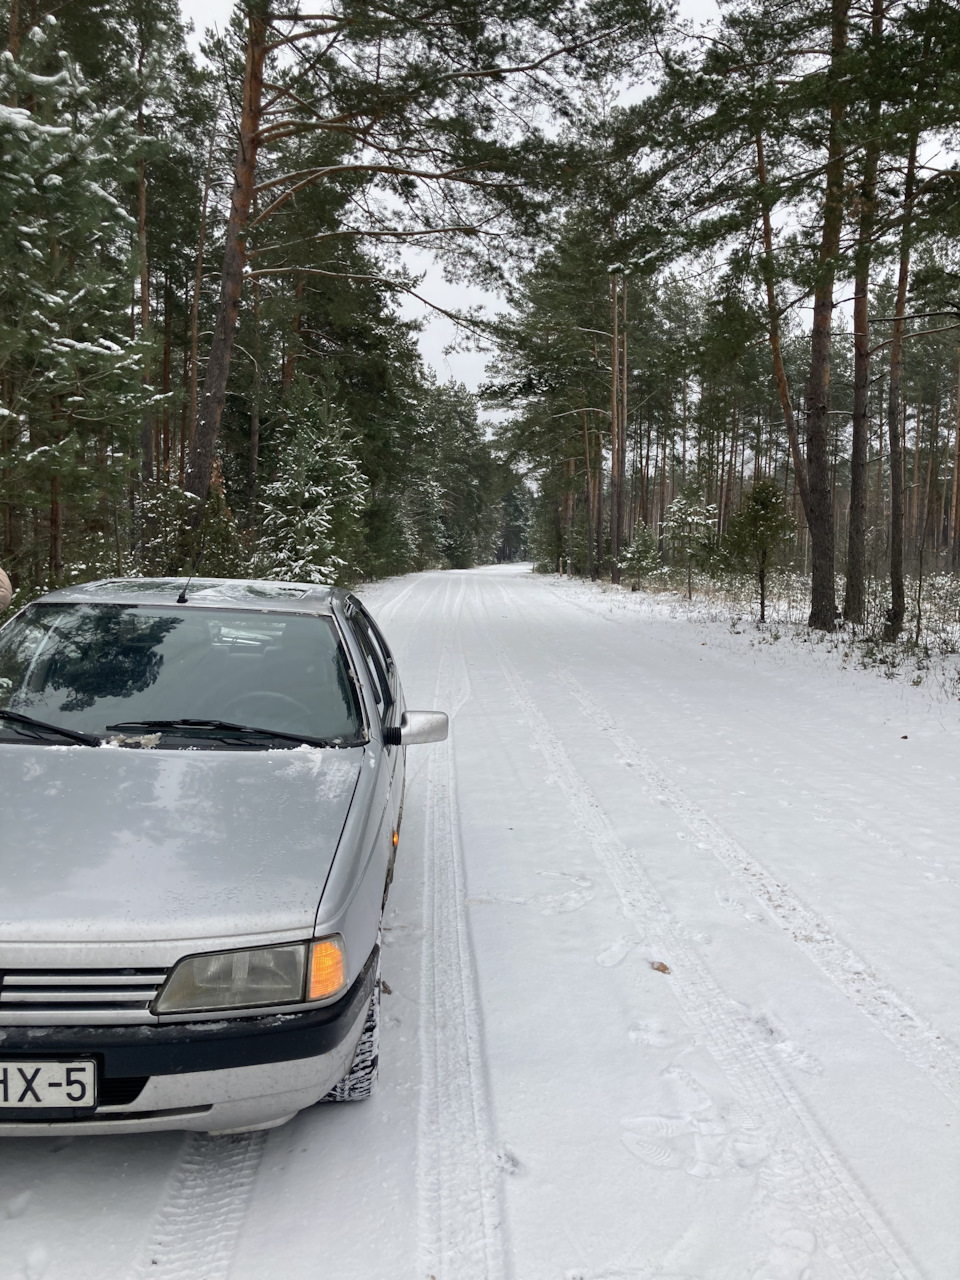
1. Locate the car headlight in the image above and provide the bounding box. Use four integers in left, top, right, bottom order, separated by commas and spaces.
154, 936, 346, 1014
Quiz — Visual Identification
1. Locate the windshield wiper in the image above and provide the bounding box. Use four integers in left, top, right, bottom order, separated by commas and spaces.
0, 708, 101, 747
104, 718, 356, 749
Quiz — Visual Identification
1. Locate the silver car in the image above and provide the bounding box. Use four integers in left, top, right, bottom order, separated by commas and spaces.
0, 577, 446, 1136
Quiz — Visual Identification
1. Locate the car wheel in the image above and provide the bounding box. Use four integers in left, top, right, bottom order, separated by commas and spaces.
323, 948, 380, 1102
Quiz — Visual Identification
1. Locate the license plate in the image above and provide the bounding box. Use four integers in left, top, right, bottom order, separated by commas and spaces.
0, 1060, 97, 1109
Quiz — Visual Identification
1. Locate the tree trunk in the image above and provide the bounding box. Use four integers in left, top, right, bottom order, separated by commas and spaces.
755, 133, 811, 521
186, 3, 269, 500
580, 405, 595, 580
910, 404, 921, 549
49, 475, 62, 584
594, 423, 604, 576
137, 151, 153, 482
951, 348, 960, 567
642, 410, 652, 524
804, 0, 850, 632
250, 271, 262, 493
723, 408, 738, 532
7, 0, 19, 102
162, 278, 172, 479
619, 277, 628, 547
759, 548, 767, 623
7, 0, 18, 56
281, 275, 305, 398
885, 132, 919, 640
844, 0, 883, 624
180, 339, 188, 486
914, 400, 942, 644
188, 120, 219, 453
609, 274, 621, 583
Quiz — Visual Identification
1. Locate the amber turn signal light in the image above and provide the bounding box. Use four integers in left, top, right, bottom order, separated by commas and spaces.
308, 936, 345, 1000
392, 829, 399, 848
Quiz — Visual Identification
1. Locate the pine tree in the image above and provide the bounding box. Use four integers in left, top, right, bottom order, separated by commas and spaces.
0, 20, 147, 591
723, 479, 796, 622
256, 377, 366, 584
620, 523, 662, 590
664, 493, 718, 600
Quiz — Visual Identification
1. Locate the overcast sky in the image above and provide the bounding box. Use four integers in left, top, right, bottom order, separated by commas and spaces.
177, 0, 720, 397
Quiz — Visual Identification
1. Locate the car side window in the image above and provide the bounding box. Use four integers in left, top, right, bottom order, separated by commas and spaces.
350, 615, 392, 718
353, 602, 395, 674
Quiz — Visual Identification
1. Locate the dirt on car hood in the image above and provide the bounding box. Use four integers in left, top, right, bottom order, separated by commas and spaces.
0, 743, 364, 943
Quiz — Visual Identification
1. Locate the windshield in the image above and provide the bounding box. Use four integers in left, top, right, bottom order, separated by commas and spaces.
0, 603, 364, 747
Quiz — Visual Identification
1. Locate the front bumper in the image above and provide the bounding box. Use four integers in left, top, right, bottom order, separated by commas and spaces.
0, 948, 376, 1136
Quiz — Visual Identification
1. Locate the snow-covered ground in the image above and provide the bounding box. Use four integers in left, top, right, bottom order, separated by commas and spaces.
2, 564, 958, 1280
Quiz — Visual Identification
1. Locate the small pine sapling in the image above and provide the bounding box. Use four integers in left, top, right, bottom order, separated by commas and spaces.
723, 480, 796, 623
664, 494, 718, 600
619, 523, 662, 590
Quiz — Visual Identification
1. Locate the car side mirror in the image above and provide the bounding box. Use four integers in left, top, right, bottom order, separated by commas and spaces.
385, 710, 448, 746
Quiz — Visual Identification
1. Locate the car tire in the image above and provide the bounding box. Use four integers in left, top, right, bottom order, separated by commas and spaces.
323, 949, 380, 1102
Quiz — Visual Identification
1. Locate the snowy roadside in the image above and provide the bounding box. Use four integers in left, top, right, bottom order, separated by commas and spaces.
1, 565, 957, 1280
538, 568, 960, 705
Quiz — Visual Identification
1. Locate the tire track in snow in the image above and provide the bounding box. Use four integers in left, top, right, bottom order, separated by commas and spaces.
554, 666, 960, 1108
416, 576, 509, 1280
486, 624, 921, 1280
125, 574, 442, 1280
361, 575, 421, 623
129, 1132, 265, 1280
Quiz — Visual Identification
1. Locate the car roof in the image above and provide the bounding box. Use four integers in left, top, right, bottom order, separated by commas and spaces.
37, 577, 349, 615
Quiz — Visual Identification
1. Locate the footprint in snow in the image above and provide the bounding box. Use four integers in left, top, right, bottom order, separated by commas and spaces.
621, 1107, 768, 1180
536, 870, 595, 916
627, 1018, 684, 1049
742, 1011, 823, 1076
596, 937, 638, 967
22, 1245, 48, 1280
6, 1190, 32, 1219
622, 1069, 768, 1179
715, 887, 766, 924
469, 872, 594, 915
540, 889, 595, 915
751, 1228, 817, 1280
563, 1271, 653, 1279
537, 870, 593, 888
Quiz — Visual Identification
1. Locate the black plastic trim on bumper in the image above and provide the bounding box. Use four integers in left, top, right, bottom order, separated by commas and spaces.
0, 948, 377, 1083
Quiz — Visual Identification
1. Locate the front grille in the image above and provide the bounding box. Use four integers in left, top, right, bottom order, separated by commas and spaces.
0, 969, 167, 1025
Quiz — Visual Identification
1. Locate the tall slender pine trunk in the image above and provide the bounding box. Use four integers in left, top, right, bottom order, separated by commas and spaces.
844, 0, 883, 623
885, 134, 919, 639
137, 150, 153, 482
844, 2, 883, 623
188, 121, 219, 455
186, 4, 269, 500
580, 403, 595, 580
755, 132, 811, 520
804, 0, 851, 631
609, 274, 621, 582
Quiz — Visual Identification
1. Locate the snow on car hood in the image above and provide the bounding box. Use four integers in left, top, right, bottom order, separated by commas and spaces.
0, 743, 364, 943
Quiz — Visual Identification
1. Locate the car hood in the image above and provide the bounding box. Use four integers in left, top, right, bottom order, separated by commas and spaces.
0, 743, 364, 943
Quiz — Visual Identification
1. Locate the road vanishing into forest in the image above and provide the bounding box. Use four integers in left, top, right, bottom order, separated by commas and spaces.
2, 564, 958, 1280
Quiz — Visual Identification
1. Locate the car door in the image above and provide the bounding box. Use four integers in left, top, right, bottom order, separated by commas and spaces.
344, 598, 404, 847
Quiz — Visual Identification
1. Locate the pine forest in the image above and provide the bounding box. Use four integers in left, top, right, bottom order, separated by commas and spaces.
3, 0, 960, 648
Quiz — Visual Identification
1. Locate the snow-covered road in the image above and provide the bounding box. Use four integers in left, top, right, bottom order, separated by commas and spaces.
2, 564, 958, 1279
